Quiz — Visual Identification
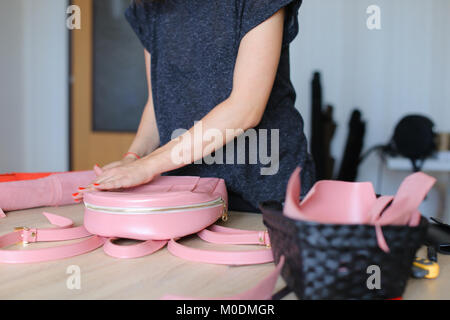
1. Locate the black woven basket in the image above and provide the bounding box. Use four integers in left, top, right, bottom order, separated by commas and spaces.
261, 201, 428, 300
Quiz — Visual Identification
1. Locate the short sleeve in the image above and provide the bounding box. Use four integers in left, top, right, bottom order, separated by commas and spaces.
239, 0, 303, 46
124, 1, 154, 53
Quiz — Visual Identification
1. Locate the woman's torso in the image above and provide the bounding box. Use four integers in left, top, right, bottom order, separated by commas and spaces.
125, 0, 315, 208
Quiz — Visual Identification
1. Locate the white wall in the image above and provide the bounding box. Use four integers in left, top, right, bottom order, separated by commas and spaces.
0, 1, 26, 171
290, 0, 450, 220
0, 0, 69, 173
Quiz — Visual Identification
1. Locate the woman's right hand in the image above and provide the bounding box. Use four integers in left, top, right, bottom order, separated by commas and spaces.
101, 156, 137, 172
72, 156, 139, 202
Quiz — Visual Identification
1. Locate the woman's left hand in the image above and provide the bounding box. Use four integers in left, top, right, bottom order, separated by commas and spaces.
92, 158, 156, 190
73, 159, 157, 201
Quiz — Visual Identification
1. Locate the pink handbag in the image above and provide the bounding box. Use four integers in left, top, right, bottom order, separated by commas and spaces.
84, 176, 229, 241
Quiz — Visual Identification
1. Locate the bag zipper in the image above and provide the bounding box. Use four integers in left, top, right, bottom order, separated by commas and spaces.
85, 197, 228, 220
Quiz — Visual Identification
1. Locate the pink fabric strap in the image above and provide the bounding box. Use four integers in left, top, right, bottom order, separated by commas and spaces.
0, 212, 105, 264
162, 256, 285, 300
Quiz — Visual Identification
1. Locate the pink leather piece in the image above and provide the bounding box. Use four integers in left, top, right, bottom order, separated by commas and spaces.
84, 176, 222, 208
0, 236, 105, 264
103, 238, 168, 259
0, 212, 104, 264
284, 168, 377, 224
0, 171, 96, 212
283, 168, 436, 253
409, 210, 422, 227
162, 256, 285, 300
35, 226, 93, 242
368, 196, 394, 224
84, 206, 224, 241
42, 212, 74, 228
374, 172, 436, 226
167, 239, 273, 265
198, 226, 270, 246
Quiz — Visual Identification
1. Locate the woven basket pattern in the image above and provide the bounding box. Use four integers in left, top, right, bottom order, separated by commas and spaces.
261, 201, 428, 300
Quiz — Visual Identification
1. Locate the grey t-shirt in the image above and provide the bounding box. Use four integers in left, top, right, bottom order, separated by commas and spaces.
125, 0, 315, 209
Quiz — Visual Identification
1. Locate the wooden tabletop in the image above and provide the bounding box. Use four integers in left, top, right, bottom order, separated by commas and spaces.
0, 205, 449, 300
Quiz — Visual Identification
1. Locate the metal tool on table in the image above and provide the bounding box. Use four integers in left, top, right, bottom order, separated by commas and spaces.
411, 217, 450, 279
412, 246, 439, 279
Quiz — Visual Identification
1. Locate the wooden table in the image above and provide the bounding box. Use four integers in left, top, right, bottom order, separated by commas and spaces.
1, 205, 449, 300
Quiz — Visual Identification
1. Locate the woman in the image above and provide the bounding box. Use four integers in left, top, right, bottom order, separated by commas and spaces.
76, 0, 315, 212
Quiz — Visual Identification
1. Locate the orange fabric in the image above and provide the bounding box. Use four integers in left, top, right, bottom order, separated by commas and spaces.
0, 172, 57, 183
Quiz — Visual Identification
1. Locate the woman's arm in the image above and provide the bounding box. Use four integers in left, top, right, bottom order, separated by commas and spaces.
102, 50, 160, 170
127, 49, 160, 157
92, 8, 285, 190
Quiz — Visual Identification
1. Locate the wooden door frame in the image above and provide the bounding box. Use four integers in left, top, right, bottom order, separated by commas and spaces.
70, 0, 135, 171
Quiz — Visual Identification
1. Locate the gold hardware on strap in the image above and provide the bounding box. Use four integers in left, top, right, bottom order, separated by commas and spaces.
14, 226, 29, 232
13, 227, 35, 246
221, 201, 229, 222
258, 230, 271, 248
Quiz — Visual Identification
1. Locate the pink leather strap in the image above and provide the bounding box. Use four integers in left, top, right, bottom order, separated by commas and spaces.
377, 172, 436, 226
198, 225, 271, 246
368, 196, 394, 224
0, 212, 105, 264
167, 226, 273, 265
103, 238, 168, 259
162, 256, 285, 300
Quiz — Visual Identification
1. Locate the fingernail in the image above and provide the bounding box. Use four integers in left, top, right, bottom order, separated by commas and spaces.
93, 184, 100, 186
95, 164, 100, 167
72, 193, 79, 197
78, 187, 86, 190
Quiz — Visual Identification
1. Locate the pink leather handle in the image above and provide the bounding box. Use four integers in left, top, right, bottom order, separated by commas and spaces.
368, 196, 395, 253
167, 239, 273, 265
167, 226, 273, 265
103, 238, 168, 259
162, 256, 285, 300
99, 225, 273, 264
198, 225, 270, 246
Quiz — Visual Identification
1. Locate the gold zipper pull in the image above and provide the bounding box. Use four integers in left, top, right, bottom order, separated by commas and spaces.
221, 201, 229, 222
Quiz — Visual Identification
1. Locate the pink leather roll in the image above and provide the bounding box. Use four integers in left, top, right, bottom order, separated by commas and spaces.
0, 171, 96, 214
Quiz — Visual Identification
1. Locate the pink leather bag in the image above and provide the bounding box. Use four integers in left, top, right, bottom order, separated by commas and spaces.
84, 176, 228, 241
